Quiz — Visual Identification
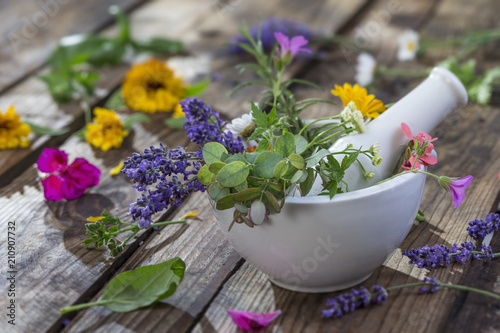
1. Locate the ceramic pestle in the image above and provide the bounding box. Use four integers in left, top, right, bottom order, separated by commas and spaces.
329, 67, 468, 192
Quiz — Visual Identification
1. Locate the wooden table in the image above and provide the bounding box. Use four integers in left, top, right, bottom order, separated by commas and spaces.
1, 0, 499, 332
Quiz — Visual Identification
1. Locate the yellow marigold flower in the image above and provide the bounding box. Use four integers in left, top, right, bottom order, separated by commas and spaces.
122, 59, 187, 113
331, 83, 386, 119
0, 106, 31, 149
85, 107, 128, 151
172, 103, 185, 119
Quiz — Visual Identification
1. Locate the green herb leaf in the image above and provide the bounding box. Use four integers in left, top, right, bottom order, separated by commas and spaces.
105, 88, 126, 110
217, 161, 249, 187
300, 168, 315, 196
197, 164, 216, 185
273, 159, 288, 178
275, 132, 295, 158
25, 122, 69, 136
254, 151, 284, 179
60, 257, 185, 314
109, 5, 131, 42
185, 79, 210, 97
123, 114, 151, 131
294, 134, 308, 154
208, 184, 230, 201
290, 170, 304, 183
249, 200, 266, 225
264, 191, 280, 213
288, 153, 305, 169
202, 142, 228, 166
305, 148, 330, 167
165, 117, 186, 129
233, 188, 262, 202
131, 38, 183, 55
216, 194, 236, 210
209, 162, 226, 174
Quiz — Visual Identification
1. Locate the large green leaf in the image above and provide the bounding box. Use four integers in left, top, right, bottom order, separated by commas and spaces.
294, 134, 308, 154
202, 142, 228, 166
208, 183, 230, 201
61, 258, 185, 313
217, 161, 249, 187
254, 151, 284, 179
197, 164, 215, 185
233, 187, 262, 202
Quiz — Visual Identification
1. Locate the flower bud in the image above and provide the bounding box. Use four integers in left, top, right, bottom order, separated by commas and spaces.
364, 171, 375, 180
372, 156, 382, 167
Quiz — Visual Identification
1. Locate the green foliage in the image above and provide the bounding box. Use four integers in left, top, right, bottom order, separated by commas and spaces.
41, 6, 184, 104
60, 257, 185, 314
123, 113, 151, 131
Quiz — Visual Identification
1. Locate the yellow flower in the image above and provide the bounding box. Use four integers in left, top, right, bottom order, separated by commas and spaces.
87, 216, 104, 222
172, 103, 184, 119
331, 83, 386, 119
180, 210, 200, 220
0, 106, 31, 149
110, 161, 124, 176
122, 59, 187, 113
85, 107, 128, 151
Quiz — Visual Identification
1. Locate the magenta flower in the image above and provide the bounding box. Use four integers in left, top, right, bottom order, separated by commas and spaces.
274, 32, 311, 57
37, 148, 101, 201
447, 175, 473, 208
401, 122, 437, 170
227, 310, 281, 330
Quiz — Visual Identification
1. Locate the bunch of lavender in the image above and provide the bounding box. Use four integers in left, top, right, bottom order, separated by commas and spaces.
403, 241, 496, 269
228, 17, 312, 54
322, 277, 500, 319
122, 98, 244, 228
467, 212, 500, 239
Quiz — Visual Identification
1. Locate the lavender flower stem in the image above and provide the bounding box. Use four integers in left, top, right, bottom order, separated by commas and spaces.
387, 282, 500, 299
150, 220, 187, 227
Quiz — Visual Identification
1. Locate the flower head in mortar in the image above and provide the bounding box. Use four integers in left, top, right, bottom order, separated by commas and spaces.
401, 122, 437, 170
37, 148, 101, 201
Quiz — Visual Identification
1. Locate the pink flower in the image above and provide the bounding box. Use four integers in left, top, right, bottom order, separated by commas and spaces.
227, 310, 281, 330
274, 32, 311, 57
448, 175, 473, 208
37, 148, 101, 201
401, 122, 437, 170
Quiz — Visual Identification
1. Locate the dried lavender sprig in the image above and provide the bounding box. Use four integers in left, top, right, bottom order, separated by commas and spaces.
467, 212, 500, 239
322, 277, 500, 320
403, 241, 498, 269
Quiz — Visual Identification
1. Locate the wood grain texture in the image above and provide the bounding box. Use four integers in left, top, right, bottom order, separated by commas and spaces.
0, 0, 147, 92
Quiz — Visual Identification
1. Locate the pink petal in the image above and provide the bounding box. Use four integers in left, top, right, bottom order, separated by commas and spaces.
289, 35, 311, 55
274, 32, 290, 52
41, 175, 65, 201
37, 148, 68, 173
419, 154, 437, 165
400, 122, 413, 141
62, 158, 101, 200
227, 310, 281, 330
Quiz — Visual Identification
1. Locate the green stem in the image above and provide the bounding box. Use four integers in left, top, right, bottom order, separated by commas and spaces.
121, 230, 139, 247
298, 116, 341, 135
377, 66, 429, 78
110, 226, 138, 235
386, 282, 500, 300
150, 220, 187, 227
60, 300, 111, 314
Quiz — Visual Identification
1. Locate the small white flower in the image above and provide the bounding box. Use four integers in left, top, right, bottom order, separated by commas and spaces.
225, 113, 255, 138
352, 109, 366, 133
397, 29, 419, 62
364, 171, 375, 180
372, 156, 382, 167
355, 52, 376, 86
370, 142, 381, 157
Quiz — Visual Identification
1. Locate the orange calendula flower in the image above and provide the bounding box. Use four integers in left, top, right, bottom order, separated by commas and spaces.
0, 106, 31, 149
122, 59, 187, 113
331, 83, 386, 119
85, 107, 129, 151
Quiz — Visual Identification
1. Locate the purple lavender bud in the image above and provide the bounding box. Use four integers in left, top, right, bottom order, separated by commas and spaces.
419, 277, 441, 293
467, 213, 500, 239
322, 285, 388, 319
403, 242, 478, 269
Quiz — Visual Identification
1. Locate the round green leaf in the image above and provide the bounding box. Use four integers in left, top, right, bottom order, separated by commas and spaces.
295, 134, 308, 154
216, 194, 236, 210
217, 161, 249, 187
254, 151, 284, 179
291, 170, 304, 183
197, 164, 215, 185
264, 191, 280, 213
202, 142, 228, 166
208, 184, 230, 201
233, 187, 262, 202
250, 200, 266, 225
209, 162, 226, 174
288, 153, 305, 169
273, 159, 288, 178
275, 132, 295, 158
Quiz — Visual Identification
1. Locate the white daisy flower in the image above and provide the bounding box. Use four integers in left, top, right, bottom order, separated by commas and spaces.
397, 29, 419, 62
225, 113, 255, 139
355, 52, 377, 86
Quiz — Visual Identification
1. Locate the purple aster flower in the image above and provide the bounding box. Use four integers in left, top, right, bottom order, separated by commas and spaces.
419, 277, 441, 293
274, 32, 311, 57
440, 175, 473, 208
322, 285, 388, 319
467, 213, 500, 239
229, 17, 312, 54
403, 242, 478, 268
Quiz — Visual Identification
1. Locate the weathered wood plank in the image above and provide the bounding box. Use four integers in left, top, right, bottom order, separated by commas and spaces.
62, 0, 373, 332
192, 0, 500, 332
0, 0, 147, 93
